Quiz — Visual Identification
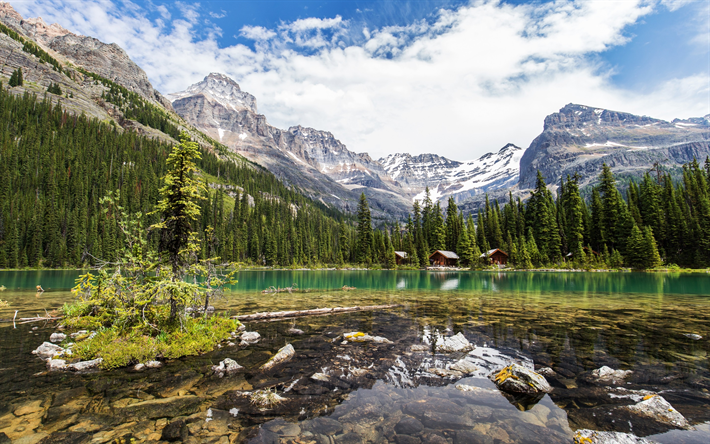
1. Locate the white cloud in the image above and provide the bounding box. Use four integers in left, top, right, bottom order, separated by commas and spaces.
240, 25, 276, 41
9, 0, 709, 162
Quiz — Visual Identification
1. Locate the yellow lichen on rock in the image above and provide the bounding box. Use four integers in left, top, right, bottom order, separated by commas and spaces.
494, 366, 519, 384
642, 394, 657, 401
573, 431, 593, 444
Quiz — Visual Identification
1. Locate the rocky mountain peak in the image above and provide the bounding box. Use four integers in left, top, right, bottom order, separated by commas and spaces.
168, 73, 257, 114
543, 104, 663, 131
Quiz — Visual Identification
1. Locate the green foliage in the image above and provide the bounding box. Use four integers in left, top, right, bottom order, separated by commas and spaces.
8, 68, 22, 87
47, 82, 62, 95
356, 193, 373, 264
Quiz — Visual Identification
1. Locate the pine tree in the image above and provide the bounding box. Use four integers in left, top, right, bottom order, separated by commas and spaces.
356, 193, 373, 264
445, 197, 460, 252
8, 68, 23, 87
642, 226, 662, 269
625, 225, 645, 268
457, 227, 473, 267
525, 171, 561, 264
384, 230, 397, 269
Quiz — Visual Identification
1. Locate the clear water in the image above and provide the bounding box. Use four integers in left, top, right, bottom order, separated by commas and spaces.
1, 270, 709, 443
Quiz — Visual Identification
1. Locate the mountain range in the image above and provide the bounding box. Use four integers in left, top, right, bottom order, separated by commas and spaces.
1, 2, 709, 220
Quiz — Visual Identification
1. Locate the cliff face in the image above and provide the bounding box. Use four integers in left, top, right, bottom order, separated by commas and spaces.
170, 73, 413, 217
518, 104, 710, 189
0, 2, 172, 110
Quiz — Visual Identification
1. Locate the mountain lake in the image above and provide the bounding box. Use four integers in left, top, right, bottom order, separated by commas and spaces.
0, 270, 709, 443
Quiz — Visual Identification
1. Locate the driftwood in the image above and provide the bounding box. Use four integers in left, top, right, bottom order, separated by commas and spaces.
233, 304, 401, 322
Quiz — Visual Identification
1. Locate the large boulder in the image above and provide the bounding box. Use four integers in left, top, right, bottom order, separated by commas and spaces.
260, 344, 295, 371
491, 364, 552, 394
623, 395, 689, 429
435, 332, 474, 353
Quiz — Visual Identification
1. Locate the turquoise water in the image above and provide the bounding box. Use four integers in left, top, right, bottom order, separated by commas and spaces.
2, 268, 710, 294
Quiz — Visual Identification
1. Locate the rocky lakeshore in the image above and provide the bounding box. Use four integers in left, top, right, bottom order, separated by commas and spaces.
1, 297, 708, 444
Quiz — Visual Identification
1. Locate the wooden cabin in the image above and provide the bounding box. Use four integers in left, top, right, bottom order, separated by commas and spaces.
429, 250, 459, 267
480, 248, 509, 265
394, 251, 408, 265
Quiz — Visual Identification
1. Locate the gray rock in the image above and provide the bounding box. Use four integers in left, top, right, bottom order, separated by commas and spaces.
435, 332, 474, 353
311, 372, 330, 382
410, 344, 430, 352
212, 358, 243, 377
47, 359, 67, 371
426, 367, 464, 378
260, 344, 295, 371
134, 363, 146, 371
32, 342, 65, 360
67, 358, 102, 372
591, 365, 633, 383
491, 364, 552, 394
241, 331, 261, 344
49, 333, 67, 343
454, 430, 494, 444
623, 395, 689, 429
145, 360, 162, 369
394, 416, 424, 435
287, 328, 304, 335
573, 429, 657, 444
69, 330, 88, 339
335, 432, 363, 444
684, 333, 702, 340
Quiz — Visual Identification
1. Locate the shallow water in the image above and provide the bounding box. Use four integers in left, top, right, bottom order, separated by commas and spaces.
1, 270, 709, 443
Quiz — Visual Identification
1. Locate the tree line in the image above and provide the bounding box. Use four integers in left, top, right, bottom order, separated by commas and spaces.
377, 161, 710, 269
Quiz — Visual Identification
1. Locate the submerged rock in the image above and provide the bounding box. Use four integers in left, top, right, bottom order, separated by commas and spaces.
145, 360, 162, 369
684, 333, 703, 340
134, 363, 146, 371
491, 364, 552, 394
116, 395, 203, 419
287, 328, 304, 335
426, 367, 464, 378
435, 332, 474, 353
32, 342, 64, 360
591, 366, 633, 383
49, 333, 66, 343
450, 358, 478, 374
343, 332, 393, 344
260, 344, 295, 371
212, 358, 243, 377
311, 372, 330, 382
574, 429, 657, 444
623, 395, 689, 429
410, 344, 430, 352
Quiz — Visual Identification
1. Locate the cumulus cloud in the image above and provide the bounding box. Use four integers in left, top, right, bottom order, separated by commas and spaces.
9, 0, 709, 161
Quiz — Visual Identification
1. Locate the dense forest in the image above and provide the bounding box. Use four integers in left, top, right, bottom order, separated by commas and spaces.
0, 85, 356, 268
384, 161, 710, 269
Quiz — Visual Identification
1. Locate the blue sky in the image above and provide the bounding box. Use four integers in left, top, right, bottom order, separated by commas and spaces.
11, 0, 710, 160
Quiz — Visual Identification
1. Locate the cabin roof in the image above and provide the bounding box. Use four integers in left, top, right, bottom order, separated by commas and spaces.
429, 250, 459, 259
394, 251, 408, 258
480, 248, 508, 258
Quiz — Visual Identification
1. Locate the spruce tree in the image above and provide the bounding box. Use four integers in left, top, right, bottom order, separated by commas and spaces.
384, 230, 397, 269
625, 225, 645, 268
356, 193, 373, 264
642, 226, 662, 269
457, 227, 473, 267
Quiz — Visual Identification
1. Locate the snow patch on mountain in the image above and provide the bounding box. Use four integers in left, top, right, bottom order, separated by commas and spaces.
380, 144, 525, 203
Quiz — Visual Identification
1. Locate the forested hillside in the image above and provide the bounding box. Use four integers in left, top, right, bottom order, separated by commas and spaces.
0, 85, 355, 268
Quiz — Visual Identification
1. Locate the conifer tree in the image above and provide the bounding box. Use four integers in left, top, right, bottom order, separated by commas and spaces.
356, 193, 373, 264
445, 197, 460, 252
384, 230, 396, 269
625, 225, 645, 268
457, 227, 473, 267
642, 226, 662, 269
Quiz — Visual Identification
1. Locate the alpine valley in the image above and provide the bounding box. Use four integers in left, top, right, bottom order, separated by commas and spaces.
1, 2, 710, 222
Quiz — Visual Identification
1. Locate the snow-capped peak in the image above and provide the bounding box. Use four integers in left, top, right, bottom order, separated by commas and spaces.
379, 144, 525, 203
168, 73, 258, 114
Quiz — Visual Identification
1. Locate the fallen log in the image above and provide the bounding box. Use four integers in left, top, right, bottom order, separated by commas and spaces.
233, 304, 401, 322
